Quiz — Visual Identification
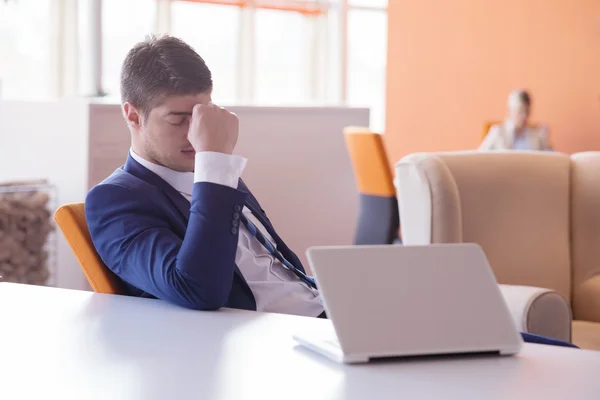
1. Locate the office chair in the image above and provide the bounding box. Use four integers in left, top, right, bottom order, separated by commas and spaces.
54, 202, 125, 294
343, 126, 400, 245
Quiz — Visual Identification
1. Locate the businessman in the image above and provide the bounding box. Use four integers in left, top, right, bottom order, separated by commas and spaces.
86, 35, 576, 348
86, 34, 321, 317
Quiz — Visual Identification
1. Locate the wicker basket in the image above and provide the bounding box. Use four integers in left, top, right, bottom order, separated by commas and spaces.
0, 180, 57, 286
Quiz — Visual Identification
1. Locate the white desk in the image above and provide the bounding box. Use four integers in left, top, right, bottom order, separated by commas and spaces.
1, 283, 599, 400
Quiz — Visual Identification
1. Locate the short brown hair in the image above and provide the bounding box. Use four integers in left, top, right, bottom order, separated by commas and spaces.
120, 34, 213, 115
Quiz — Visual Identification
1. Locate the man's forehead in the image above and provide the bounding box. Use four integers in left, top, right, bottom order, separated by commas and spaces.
159, 93, 212, 115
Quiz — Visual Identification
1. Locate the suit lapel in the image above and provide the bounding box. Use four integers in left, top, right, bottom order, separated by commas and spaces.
503, 121, 516, 148
525, 127, 539, 149
238, 179, 278, 239
236, 179, 305, 272
124, 155, 191, 221
238, 179, 262, 213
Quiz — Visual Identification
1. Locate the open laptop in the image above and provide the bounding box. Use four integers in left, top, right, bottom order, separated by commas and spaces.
293, 243, 523, 364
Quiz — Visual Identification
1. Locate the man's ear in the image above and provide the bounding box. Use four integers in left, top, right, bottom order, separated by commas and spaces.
123, 102, 142, 129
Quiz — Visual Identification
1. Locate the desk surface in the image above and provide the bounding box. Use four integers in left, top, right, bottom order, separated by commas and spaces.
1, 283, 599, 400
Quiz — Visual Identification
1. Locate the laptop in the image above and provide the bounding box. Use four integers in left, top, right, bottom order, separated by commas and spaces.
293, 243, 523, 364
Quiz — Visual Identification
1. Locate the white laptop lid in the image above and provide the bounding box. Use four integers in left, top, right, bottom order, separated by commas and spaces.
303, 243, 522, 361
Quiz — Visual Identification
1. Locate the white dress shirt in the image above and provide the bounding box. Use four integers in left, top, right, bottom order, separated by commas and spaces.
129, 150, 323, 317
479, 120, 552, 151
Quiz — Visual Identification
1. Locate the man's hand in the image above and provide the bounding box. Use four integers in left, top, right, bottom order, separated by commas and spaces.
187, 103, 239, 154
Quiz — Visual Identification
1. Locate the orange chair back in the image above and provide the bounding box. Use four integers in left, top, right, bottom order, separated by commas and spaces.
343, 127, 395, 197
54, 203, 125, 294
482, 121, 501, 139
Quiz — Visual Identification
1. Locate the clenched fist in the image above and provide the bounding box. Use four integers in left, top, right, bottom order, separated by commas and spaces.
187, 103, 239, 154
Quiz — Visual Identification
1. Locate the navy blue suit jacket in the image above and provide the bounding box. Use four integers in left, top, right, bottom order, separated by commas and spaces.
85, 155, 306, 311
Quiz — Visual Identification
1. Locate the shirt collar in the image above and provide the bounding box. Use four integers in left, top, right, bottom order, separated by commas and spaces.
129, 149, 194, 196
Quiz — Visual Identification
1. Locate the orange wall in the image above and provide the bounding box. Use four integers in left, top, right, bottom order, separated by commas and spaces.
385, 0, 600, 164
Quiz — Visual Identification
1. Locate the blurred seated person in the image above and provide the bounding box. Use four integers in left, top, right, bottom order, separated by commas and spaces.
479, 89, 552, 151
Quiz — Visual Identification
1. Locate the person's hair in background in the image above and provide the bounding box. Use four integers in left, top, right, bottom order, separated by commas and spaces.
120, 34, 213, 119
506, 89, 531, 131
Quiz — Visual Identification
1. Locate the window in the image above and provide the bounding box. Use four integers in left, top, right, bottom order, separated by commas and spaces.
254, 8, 314, 104
171, 2, 240, 103
0, 0, 53, 100
346, 7, 387, 132
101, 0, 156, 98
5, 0, 388, 130
349, 0, 387, 7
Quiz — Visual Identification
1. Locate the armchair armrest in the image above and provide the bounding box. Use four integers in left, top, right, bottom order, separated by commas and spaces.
499, 284, 572, 342
572, 275, 600, 323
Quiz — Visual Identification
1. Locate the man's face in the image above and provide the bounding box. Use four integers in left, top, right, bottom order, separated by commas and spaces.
125, 93, 211, 172
507, 104, 530, 130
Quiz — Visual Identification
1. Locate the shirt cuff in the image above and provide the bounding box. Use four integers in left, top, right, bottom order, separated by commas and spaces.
194, 152, 248, 189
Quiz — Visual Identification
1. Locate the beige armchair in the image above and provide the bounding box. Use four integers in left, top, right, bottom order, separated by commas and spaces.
395, 151, 600, 350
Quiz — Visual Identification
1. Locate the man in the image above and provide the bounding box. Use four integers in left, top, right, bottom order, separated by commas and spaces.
87, 35, 575, 347
86, 34, 322, 317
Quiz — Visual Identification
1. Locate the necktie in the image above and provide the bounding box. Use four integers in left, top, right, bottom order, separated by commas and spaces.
240, 214, 317, 290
